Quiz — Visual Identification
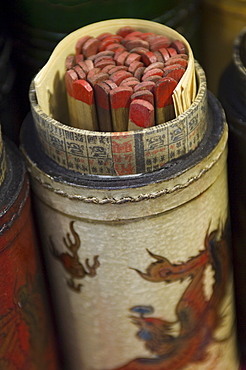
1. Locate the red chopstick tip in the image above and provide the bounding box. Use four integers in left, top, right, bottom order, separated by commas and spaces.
170, 40, 187, 54
75, 35, 92, 54
116, 26, 136, 38
155, 76, 177, 108
73, 79, 94, 105
163, 65, 186, 82
129, 99, 155, 128
65, 69, 78, 97
131, 89, 154, 105
82, 37, 100, 58
109, 86, 132, 109
133, 81, 156, 93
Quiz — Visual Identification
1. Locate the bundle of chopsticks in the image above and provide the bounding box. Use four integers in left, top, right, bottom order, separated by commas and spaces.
65, 26, 194, 132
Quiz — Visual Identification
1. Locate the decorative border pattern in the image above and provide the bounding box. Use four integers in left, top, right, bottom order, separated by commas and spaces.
27, 145, 224, 205
0, 178, 29, 235
30, 62, 207, 176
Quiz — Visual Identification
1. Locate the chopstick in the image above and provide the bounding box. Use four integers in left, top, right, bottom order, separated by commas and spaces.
73, 79, 98, 130
65, 25, 194, 132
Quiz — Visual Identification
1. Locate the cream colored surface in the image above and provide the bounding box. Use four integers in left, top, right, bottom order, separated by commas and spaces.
29, 61, 207, 176
24, 122, 226, 222
34, 18, 196, 122
24, 124, 239, 370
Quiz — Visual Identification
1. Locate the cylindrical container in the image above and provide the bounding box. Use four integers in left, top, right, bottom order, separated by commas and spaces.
218, 27, 246, 363
30, 18, 202, 177
21, 90, 238, 370
201, 0, 246, 95
21, 18, 239, 370
0, 127, 60, 368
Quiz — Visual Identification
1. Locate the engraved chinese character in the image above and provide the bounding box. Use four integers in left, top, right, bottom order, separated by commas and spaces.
123, 153, 133, 163
146, 136, 165, 150
81, 165, 88, 172
67, 142, 84, 155
115, 163, 135, 175
99, 136, 110, 145
50, 135, 64, 151
90, 146, 107, 158
65, 131, 74, 140
170, 125, 183, 143
112, 140, 133, 153
188, 117, 198, 132
87, 136, 97, 144
74, 133, 84, 142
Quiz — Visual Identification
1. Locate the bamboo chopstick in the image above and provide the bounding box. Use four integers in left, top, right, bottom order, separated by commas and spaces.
64, 25, 196, 132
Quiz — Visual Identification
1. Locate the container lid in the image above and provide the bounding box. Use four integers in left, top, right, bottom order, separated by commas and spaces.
30, 19, 206, 176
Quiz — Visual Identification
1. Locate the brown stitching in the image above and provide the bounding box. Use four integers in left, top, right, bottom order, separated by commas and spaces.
27, 150, 223, 204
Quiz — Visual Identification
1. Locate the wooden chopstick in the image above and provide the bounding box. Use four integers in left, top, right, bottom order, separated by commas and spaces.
64, 26, 194, 132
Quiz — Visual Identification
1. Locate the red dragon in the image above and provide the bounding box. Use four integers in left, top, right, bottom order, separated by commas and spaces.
113, 221, 234, 370
49, 221, 100, 292
0, 275, 57, 369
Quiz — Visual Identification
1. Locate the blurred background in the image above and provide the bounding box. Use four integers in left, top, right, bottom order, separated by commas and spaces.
1, 0, 246, 363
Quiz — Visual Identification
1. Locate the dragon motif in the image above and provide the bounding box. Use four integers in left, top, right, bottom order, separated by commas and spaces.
50, 220, 100, 292
114, 220, 232, 370
0, 275, 55, 369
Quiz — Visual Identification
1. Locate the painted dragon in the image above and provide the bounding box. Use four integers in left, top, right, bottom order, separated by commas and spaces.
0, 274, 56, 369
49, 221, 100, 292
114, 221, 233, 370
